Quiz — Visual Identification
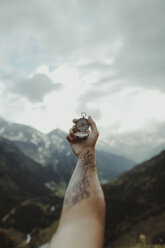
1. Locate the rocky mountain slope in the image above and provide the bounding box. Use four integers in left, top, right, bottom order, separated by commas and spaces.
103, 150, 165, 247
0, 117, 135, 182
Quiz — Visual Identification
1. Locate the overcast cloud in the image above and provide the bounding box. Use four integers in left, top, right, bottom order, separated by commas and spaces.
7, 73, 62, 103
0, 0, 165, 161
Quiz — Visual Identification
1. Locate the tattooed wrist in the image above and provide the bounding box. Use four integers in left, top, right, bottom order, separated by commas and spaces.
78, 150, 96, 167
78, 148, 96, 159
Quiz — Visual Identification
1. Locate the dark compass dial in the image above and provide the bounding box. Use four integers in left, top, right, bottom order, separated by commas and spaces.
76, 117, 89, 132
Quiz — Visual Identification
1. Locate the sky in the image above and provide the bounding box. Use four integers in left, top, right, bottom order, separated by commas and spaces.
0, 0, 165, 162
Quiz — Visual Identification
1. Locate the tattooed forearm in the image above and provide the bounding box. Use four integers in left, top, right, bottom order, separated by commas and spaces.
64, 151, 95, 209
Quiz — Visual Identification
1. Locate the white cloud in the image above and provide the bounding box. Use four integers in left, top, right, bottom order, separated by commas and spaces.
0, 0, 165, 161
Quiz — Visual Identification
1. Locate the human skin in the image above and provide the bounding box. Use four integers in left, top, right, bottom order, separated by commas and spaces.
49, 116, 105, 248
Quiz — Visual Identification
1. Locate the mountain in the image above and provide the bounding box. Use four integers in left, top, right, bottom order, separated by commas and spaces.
0, 118, 135, 182
0, 117, 68, 165
103, 150, 165, 247
0, 136, 59, 218
96, 150, 134, 182
0, 130, 164, 247
0, 137, 63, 244
0, 118, 77, 182
98, 134, 165, 164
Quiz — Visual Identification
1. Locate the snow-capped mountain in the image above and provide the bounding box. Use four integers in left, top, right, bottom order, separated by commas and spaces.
0, 117, 68, 164
0, 117, 135, 182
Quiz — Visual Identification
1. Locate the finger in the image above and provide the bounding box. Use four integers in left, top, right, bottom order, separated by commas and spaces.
69, 128, 77, 140
88, 116, 99, 135
71, 124, 78, 133
72, 118, 78, 124
66, 134, 74, 142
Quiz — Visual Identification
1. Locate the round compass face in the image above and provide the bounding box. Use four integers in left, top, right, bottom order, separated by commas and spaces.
76, 118, 89, 132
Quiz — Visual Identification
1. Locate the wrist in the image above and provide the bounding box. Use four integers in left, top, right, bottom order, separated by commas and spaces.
78, 148, 96, 159
77, 148, 97, 169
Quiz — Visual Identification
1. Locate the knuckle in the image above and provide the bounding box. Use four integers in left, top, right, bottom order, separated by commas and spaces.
72, 125, 77, 132
67, 135, 73, 142
70, 130, 74, 135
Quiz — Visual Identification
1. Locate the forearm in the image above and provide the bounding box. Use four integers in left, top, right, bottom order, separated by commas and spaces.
59, 148, 105, 226
49, 117, 105, 248
49, 149, 105, 248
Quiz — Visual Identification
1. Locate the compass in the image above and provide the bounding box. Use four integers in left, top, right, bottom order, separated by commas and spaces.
75, 112, 89, 138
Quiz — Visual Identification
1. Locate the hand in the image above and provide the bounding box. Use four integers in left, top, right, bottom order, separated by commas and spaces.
66, 116, 99, 157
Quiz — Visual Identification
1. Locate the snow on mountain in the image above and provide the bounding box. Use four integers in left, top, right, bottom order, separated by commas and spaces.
0, 118, 68, 164
0, 117, 135, 182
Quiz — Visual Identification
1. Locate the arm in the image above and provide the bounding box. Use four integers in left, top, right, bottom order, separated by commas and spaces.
49, 116, 105, 248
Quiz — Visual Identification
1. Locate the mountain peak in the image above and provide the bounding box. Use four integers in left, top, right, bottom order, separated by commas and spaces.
47, 128, 66, 137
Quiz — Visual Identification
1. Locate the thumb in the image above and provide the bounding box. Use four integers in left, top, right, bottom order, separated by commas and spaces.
88, 116, 99, 135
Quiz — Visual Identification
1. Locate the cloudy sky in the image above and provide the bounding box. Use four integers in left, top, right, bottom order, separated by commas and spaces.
0, 0, 165, 162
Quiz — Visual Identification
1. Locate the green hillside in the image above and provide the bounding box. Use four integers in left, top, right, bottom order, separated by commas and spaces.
103, 151, 165, 247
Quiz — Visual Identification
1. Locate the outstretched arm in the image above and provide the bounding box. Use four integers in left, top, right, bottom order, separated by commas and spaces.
49, 116, 105, 248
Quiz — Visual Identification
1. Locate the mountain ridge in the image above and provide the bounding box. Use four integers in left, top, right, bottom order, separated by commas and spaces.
0, 117, 135, 182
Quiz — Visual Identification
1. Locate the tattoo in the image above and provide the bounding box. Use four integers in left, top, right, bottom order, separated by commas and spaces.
64, 151, 95, 209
